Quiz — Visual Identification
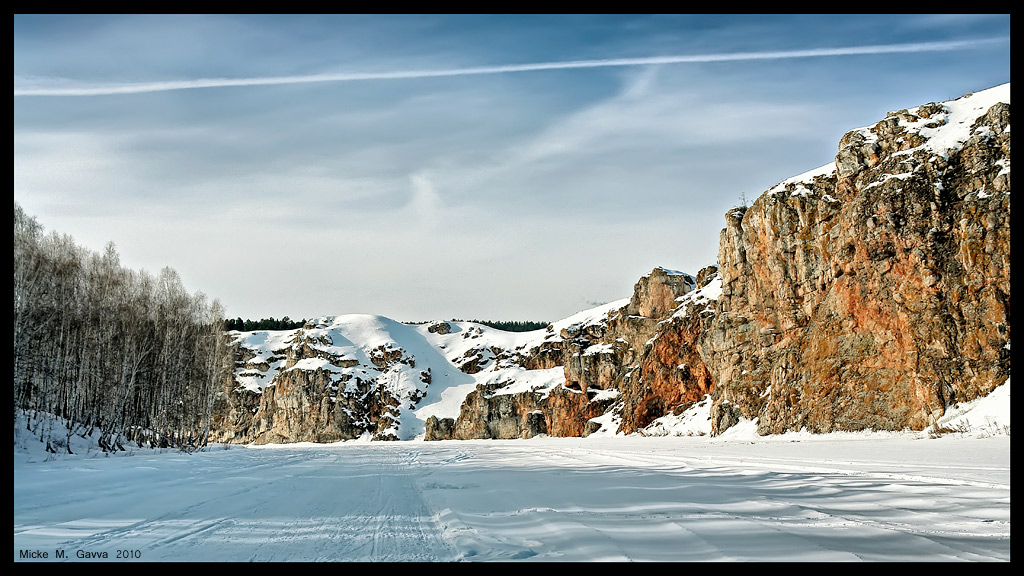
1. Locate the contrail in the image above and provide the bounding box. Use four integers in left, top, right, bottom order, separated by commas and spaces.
13, 38, 1005, 97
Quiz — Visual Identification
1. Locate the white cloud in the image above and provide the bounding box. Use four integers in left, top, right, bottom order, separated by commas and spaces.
14, 38, 1004, 96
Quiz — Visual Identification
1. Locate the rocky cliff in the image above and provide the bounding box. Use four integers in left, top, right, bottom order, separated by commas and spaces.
428, 83, 1011, 439
705, 84, 1010, 435
210, 316, 433, 443
211, 84, 1009, 443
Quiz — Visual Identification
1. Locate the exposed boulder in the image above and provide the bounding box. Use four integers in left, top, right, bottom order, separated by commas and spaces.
427, 321, 452, 334
424, 415, 455, 441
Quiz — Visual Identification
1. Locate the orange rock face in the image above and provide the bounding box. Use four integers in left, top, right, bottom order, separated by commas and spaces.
617, 314, 715, 434
705, 91, 1010, 435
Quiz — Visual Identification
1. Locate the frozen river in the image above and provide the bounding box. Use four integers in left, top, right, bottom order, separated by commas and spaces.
14, 435, 1011, 561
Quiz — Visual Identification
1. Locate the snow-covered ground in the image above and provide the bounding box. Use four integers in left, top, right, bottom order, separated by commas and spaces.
13, 381, 1010, 562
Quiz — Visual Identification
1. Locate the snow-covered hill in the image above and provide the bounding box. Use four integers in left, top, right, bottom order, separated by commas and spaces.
215, 299, 629, 442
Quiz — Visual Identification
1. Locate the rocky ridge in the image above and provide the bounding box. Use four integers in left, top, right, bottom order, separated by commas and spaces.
211, 312, 582, 443
428, 266, 719, 440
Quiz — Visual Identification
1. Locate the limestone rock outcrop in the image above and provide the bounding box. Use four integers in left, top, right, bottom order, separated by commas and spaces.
424, 415, 456, 441
704, 84, 1010, 435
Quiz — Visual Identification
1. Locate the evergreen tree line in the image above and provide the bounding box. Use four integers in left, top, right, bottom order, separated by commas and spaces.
13, 202, 234, 453
451, 319, 551, 332
224, 317, 307, 331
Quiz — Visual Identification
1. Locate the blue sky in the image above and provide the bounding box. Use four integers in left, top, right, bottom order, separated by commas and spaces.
13, 14, 1011, 323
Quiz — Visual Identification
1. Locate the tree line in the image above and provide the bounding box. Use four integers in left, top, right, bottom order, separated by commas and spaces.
224, 317, 307, 331
14, 202, 234, 453
450, 319, 550, 332
224, 317, 548, 333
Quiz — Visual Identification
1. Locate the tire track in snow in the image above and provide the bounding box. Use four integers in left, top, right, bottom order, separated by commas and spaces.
246, 445, 456, 562
365, 446, 456, 561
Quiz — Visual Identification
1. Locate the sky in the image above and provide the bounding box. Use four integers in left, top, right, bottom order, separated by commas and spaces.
13, 14, 1011, 323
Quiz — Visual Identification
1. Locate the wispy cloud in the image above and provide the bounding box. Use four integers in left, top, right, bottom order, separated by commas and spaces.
410, 64, 831, 220
13, 38, 1005, 97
